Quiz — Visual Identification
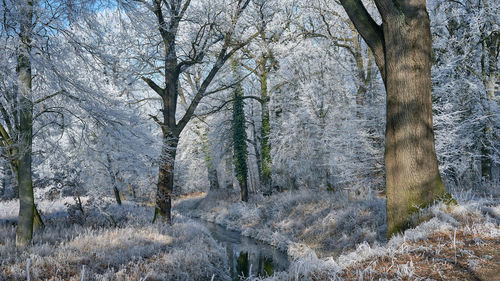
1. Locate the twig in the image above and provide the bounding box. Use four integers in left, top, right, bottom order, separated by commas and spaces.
139, 272, 151, 281
26, 258, 31, 281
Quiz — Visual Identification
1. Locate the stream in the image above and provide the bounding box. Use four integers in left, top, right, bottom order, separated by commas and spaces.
201, 221, 290, 280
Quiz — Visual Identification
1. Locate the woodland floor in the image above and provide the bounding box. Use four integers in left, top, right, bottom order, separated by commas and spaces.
1, 190, 499, 280
339, 227, 500, 280
178, 190, 500, 280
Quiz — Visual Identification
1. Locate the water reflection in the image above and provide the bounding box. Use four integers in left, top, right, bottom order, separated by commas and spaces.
202, 221, 289, 280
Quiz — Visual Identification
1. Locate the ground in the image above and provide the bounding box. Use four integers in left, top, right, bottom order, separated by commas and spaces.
1, 189, 499, 280
0, 198, 230, 281
177, 189, 500, 280
340, 230, 500, 280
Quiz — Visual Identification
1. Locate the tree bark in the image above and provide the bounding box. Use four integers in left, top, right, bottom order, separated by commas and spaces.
225, 144, 234, 189
480, 29, 499, 181
16, 0, 34, 248
208, 162, 220, 190
155, 132, 178, 223
383, 6, 446, 236
260, 70, 272, 193
106, 154, 122, 205
340, 0, 446, 238
232, 63, 249, 202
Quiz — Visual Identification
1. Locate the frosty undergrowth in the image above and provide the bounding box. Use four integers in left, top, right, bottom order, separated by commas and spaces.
177, 189, 500, 281
176, 189, 387, 259
0, 198, 230, 281
1, 188, 499, 280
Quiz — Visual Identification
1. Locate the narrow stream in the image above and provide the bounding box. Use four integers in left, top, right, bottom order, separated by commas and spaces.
201, 221, 290, 280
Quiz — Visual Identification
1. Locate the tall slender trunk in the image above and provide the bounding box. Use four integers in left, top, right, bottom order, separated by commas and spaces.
260, 71, 272, 192
155, 133, 178, 223
383, 9, 445, 236
207, 157, 220, 190
106, 154, 121, 205
106, 153, 122, 205
16, 0, 34, 248
0, 164, 4, 197
251, 111, 262, 183
480, 29, 499, 181
225, 145, 234, 189
232, 65, 249, 202
199, 126, 220, 190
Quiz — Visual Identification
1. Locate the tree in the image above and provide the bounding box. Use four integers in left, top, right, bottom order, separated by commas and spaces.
190, 121, 220, 190
430, 0, 499, 187
123, 0, 255, 223
240, 0, 278, 193
15, 0, 35, 247
232, 65, 249, 202
238, 0, 294, 193
339, 0, 447, 237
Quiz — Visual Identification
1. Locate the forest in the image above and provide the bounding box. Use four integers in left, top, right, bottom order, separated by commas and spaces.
0, 0, 499, 280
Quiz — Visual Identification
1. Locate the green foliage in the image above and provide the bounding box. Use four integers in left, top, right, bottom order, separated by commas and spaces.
232, 82, 248, 185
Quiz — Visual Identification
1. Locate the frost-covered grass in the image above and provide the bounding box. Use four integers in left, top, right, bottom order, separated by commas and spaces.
175, 189, 387, 259
0, 198, 230, 281
177, 189, 500, 280
2, 189, 499, 280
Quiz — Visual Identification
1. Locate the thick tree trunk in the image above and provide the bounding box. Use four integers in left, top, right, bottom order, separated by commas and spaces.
15, 0, 34, 248
154, 133, 178, 223
16, 114, 34, 247
340, 0, 447, 238
383, 9, 446, 237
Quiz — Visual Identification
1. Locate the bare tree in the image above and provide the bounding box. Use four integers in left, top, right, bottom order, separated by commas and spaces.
125, 0, 256, 223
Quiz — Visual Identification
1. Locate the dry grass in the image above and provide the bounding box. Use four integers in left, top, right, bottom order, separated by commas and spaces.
177, 189, 387, 259
341, 230, 500, 280
0, 199, 230, 281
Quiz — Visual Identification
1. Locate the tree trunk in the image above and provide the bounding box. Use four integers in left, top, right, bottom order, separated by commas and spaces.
1, 161, 11, 197
340, 0, 447, 238
33, 204, 44, 231
225, 145, 234, 189
260, 71, 272, 193
383, 8, 445, 237
200, 126, 220, 190
480, 29, 499, 181
154, 133, 178, 223
208, 161, 220, 190
15, 0, 34, 248
106, 154, 122, 205
232, 64, 249, 202
239, 176, 248, 202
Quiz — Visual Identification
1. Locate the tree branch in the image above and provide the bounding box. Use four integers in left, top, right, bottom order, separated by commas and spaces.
141, 76, 164, 97
197, 95, 264, 117
339, 0, 386, 83
34, 90, 66, 104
